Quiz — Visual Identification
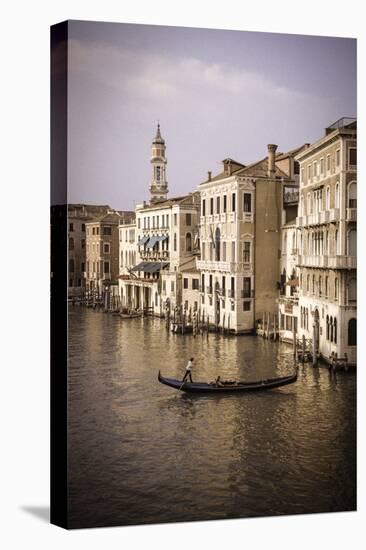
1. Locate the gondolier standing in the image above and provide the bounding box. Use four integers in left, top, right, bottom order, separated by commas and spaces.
182, 357, 194, 383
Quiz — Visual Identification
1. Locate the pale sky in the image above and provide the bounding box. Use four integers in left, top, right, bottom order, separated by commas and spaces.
66, 20, 356, 210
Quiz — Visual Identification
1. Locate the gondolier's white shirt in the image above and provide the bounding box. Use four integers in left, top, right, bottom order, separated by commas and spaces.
186, 360, 193, 371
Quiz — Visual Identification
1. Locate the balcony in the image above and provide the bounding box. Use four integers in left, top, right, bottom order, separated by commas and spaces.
196, 260, 252, 273
241, 212, 253, 223
283, 189, 299, 205
346, 208, 357, 222
296, 255, 328, 268
197, 260, 231, 272
297, 255, 356, 269
328, 208, 340, 223
296, 216, 303, 227
327, 256, 356, 269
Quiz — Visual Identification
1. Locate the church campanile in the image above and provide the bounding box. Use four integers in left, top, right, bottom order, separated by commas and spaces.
150, 123, 168, 203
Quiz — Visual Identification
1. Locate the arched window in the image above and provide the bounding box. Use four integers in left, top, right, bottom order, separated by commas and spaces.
307, 274, 310, 292
319, 276, 322, 297
215, 228, 221, 261
69, 259, 75, 272
325, 276, 329, 298
173, 233, 177, 252
69, 237, 74, 250
348, 182, 357, 209
348, 278, 357, 302
335, 229, 338, 255
335, 278, 338, 301
300, 273, 303, 290
186, 232, 192, 252
348, 318, 357, 346
334, 318, 337, 344
325, 230, 329, 254
312, 274, 315, 294
335, 182, 340, 208
348, 230, 356, 256
326, 315, 329, 340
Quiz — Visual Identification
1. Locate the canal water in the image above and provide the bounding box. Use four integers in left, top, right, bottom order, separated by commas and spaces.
68, 307, 356, 529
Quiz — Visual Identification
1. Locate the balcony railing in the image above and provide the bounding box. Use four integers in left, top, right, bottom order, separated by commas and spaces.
196, 260, 252, 273
297, 254, 356, 269
327, 256, 356, 269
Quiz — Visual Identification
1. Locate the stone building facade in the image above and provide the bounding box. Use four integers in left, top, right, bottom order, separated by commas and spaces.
197, 145, 306, 333
68, 204, 110, 296
295, 117, 357, 365
85, 211, 135, 295
118, 125, 200, 315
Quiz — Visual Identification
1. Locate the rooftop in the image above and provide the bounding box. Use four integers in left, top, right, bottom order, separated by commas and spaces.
325, 117, 356, 134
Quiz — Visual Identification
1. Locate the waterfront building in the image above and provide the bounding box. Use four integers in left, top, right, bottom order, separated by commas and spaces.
118, 125, 200, 315
278, 219, 299, 343
197, 145, 306, 333
295, 117, 357, 365
68, 204, 110, 296
85, 210, 135, 296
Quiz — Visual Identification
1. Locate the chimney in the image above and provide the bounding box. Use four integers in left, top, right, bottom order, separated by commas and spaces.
267, 144, 278, 178
208, 171, 212, 181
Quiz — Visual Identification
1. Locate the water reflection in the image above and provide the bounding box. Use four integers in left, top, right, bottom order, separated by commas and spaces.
68, 308, 356, 528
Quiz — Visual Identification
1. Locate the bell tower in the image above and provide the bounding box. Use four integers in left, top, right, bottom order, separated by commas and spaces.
150, 123, 168, 203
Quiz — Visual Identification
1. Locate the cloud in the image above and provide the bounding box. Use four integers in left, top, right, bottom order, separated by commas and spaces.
68, 38, 324, 108
67, 37, 339, 208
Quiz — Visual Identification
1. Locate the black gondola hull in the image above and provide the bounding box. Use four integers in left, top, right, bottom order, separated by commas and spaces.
158, 370, 298, 393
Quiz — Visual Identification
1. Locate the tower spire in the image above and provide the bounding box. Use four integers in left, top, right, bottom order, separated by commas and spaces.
150, 123, 168, 203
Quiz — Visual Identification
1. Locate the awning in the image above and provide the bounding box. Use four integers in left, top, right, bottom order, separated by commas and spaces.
286, 278, 299, 286
145, 262, 169, 273
131, 262, 149, 272
137, 235, 149, 246
146, 237, 159, 248
130, 262, 169, 273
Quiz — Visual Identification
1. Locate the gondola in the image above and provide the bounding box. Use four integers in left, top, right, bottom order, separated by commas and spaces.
158, 369, 298, 393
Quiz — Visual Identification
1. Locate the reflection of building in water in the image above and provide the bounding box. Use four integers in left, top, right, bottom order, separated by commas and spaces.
295, 118, 357, 365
